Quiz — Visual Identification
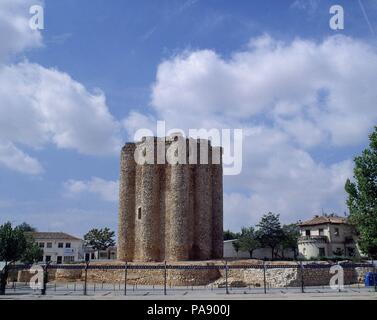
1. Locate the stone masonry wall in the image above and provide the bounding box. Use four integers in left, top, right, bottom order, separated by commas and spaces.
11, 261, 372, 288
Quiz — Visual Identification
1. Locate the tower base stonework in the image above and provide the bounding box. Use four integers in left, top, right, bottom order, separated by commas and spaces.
118, 135, 223, 262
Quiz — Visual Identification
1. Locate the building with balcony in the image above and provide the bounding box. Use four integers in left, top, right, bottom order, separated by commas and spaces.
27, 232, 85, 264
297, 216, 359, 259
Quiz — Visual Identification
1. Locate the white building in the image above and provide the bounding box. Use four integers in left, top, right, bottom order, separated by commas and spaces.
298, 216, 360, 259
27, 232, 85, 264
84, 246, 117, 261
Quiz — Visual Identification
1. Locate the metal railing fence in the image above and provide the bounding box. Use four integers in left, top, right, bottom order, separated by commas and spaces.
2, 261, 375, 296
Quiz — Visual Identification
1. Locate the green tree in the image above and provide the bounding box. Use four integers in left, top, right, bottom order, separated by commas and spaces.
21, 235, 43, 264
0, 222, 42, 295
0, 223, 27, 264
256, 212, 284, 260
232, 241, 241, 258
17, 222, 36, 232
84, 228, 115, 258
281, 224, 300, 259
223, 230, 241, 241
345, 127, 377, 259
236, 227, 260, 259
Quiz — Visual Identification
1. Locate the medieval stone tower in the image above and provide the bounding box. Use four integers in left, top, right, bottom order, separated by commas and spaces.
118, 134, 223, 262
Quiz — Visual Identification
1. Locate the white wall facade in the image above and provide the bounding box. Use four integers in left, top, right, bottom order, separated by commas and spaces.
35, 237, 84, 264
298, 223, 359, 259
83, 246, 117, 261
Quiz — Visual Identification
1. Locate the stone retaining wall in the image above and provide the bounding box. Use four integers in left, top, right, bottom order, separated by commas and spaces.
9, 261, 374, 288
215, 265, 374, 288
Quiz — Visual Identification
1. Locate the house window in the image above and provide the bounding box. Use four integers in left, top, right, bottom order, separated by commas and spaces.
65, 243, 71, 248
47, 242, 52, 248
63, 256, 74, 263
305, 230, 311, 236
319, 248, 326, 257
334, 228, 340, 237
45, 256, 51, 262
137, 207, 142, 220
319, 229, 324, 236
99, 252, 108, 259
58, 243, 64, 248
39, 242, 45, 248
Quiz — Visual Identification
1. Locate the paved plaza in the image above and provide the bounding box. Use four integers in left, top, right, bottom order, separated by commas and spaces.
0, 283, 376, 300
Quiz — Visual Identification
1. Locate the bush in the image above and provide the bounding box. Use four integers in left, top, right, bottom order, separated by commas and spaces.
319, 256, 350, 262
350, 256, 365, 263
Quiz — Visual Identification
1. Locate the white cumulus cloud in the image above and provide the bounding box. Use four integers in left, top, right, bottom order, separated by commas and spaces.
63, 177, 119, 202
0, 0, 43, 62
0, 62, 122, 155
147, 35, 377, 147
124, 34, 377, 229
0, 140, 43, 175
0, 0, 123, 175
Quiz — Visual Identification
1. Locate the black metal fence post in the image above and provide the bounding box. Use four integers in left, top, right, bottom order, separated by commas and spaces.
263, 260, 267, 294
373, 260, 377, 292
0, 272, 4, 296
225, 261, 229, 295
300, 261, 305, 293
41, 263, 49, 295
124, 262, 128, 296
164, 261, 167, 296
84, 262, 89, 296
0, 263, 8, 296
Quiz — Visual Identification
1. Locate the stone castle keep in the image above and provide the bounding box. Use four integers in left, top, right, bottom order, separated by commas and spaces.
118, 135, 223, 262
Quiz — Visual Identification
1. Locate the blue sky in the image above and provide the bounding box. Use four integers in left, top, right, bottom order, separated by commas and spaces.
1, 0, 377, 238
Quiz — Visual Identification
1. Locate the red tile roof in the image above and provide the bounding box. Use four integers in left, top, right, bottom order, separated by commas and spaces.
26, 232, 82, 241
298, 216, 349, 227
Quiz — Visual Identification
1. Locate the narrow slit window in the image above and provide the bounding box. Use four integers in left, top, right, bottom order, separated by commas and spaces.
137, 207, 142, 220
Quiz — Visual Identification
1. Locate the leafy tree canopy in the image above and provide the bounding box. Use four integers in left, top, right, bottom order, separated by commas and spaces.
0, 222, 27, 263
345, 126, 377, 258
17, 222, 36, 233
84, 228, 115, 251
236, 227, 260, 259
281, 223, 300, 259
232, 240, 241, 253
223, 230, 241, 241
21, 235, 43, 264
0, 222, 42, 264
256, 212, 284, 259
